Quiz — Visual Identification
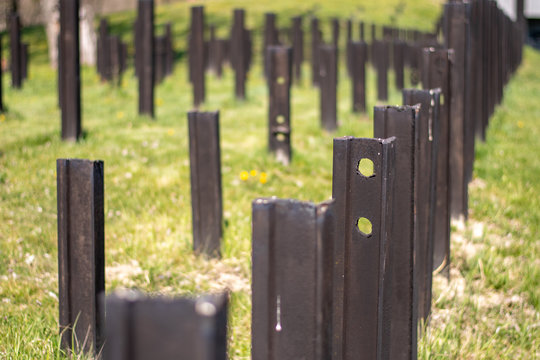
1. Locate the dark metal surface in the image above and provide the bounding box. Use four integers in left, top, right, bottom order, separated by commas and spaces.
188, 111, 223, 256
373, 40, 389, 101
443, 2, 468, 220
190, 6, 205, 107
332, 136, 395, 360
373, 105, 418, 360
402, 88, 441, 322
57, 159, 105, 355
263, 13, 279, 78
138, 0, 154, 117
319, 45, 337, 131
164, 23, 174, 76
9, 12, 21, 88
421, 48, 451, 275
252, 198, 334, 360
393, 40, 405, 90
267, 46, 292, 165
231, 9, 247, 99
0, 34, 3, 112
21, 43, 28, 81
59, 0, 82, 140
291, 16, 303, 83
97, 19, 110, 81
350, 41, 367, 113
311, 17, 321, 87
104, 292, 228, 360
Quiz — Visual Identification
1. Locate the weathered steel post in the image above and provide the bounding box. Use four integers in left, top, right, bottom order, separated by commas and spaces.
311, 17, 321, 87
421, 48, 452, 276
263, 13, 279, 78
319, 45, 338, 131
57, 159, 105, 355
104, 292, 228, 359
138, 0, 154, 117
332, 136, 396, 360
443, 2, 468, 219
9, 12, 22, 88
59, 0, 82, 140
231, 9, 247, 99
188, 111, 223, 257
190, 6, 205, 107
252, 198, 335, 360
350, 41, 367, 113
291, 16, 303, 84
373, 105, 419, 360
403, 88, 441, 322
267, 46, 292, 165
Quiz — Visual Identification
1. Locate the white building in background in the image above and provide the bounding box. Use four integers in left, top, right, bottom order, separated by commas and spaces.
496, 0, 540, 20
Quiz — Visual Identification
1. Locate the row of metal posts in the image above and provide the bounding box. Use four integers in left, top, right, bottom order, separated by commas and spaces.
53, 0, 524, 358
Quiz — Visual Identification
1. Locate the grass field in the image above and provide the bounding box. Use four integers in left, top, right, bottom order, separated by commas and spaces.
0, 0, 539, 358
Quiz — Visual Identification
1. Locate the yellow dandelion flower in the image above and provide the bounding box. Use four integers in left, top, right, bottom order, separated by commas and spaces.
240, 171, 249, 181
250, 170, 258, 177
259, 172, 268, 184
157, 98, 164, 106
517, 121, 524, 129
167, 128, 175, 136
116, 111, 125, 119
0, 114, 5, 122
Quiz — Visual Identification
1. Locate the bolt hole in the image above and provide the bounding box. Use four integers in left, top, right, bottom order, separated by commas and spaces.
357, 217, 373, 237
276, 115, 285, 124
277, 76, 286, 85
357, 158, 375, 177
275, 133, 286, 142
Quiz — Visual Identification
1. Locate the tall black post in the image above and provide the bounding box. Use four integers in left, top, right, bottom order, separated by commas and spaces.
319, 45, 338, 131
190, 6, 205, 107
267, 46, 292, 165
59, 0, 82, 141
57, 159, 105, 355
138, 0, 154, 117
291, 16, 303, 84
9, 12, 21, 88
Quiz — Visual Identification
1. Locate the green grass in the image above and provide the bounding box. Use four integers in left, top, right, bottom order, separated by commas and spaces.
0, 0, 539, 358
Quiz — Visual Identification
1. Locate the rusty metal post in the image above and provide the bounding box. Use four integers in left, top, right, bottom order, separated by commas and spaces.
9, 12, 21, 88
252, 198, 335, 360
444, 2, 468, 220
188, 111, 222, 257
373, 105, 419, 360
350, 41, 367, 113
332, 136, 396, 360
291, 16, 303, 84
190, 6, 205, 107
263, 13, 279, 78
267, 46, 292, 165
319, 45, 337, 131
403, 88, 441, 322
231, 9, 247, 99
421, 48, 452, 276
104, 292, 228, 360
138, 0, 154, 117
57, 159, 105, 355
311, 17, 321, 87
60, 0, 82, 140
393, 40, 405, 90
